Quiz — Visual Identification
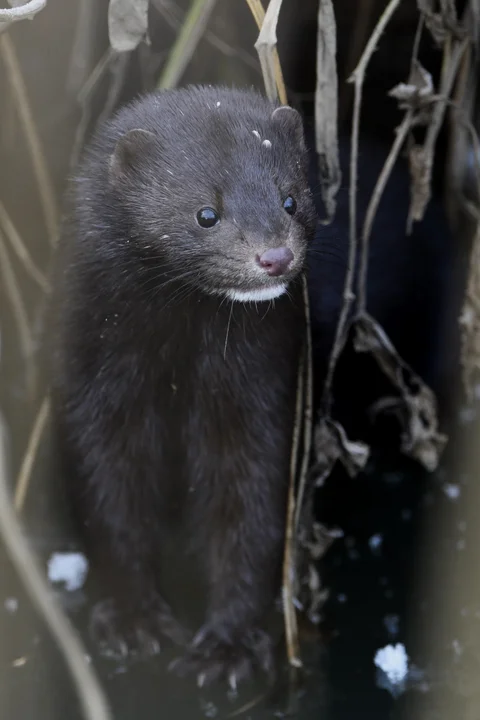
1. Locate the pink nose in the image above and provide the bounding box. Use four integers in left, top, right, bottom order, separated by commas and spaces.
256, 247, 294, 277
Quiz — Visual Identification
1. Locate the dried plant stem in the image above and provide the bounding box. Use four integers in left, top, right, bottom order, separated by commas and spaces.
245, 0, 287, 104
357, 110, 414, 311
321, 0, 402, 411
294, 275, 314, 532
0, 231, 35, 395
0, 417, 112, 720
0, 201, 50, 293
157, 0, 218, 90
407, 33, 470, 228
0, 34, 58, 245
315, 0, 341, 222
282, 340, 305, 670
14, 395, 50, 512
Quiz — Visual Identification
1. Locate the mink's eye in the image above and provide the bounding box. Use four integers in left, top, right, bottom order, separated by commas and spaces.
196, 207, 220, 228
283, 196, 297, 216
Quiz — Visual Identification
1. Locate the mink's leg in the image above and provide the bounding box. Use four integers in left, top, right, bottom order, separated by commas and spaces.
170, 463, 286, 687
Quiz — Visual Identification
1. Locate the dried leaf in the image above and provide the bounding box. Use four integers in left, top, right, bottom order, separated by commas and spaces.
417, 0, 463, 45
354, 312, 447, 471
313, 417, 370, 485
389, 61, 434, 107
315, 0, 341, 223
108, 0, 149, 53
408, 142, 432, 231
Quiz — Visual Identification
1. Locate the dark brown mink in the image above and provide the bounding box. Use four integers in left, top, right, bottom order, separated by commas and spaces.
48, 85, 317, 688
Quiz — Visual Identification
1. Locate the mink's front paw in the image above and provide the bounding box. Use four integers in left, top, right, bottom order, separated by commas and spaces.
169, 626, 274, 689
90, 597, 189, 661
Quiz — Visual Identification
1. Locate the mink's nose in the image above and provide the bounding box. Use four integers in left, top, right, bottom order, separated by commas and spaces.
256, 247, 294, 277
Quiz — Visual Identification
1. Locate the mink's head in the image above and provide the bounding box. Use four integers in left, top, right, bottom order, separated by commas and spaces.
87, 86, 317, 303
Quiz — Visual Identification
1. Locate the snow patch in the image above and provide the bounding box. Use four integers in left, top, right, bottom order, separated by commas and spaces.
374, 643, 409, 696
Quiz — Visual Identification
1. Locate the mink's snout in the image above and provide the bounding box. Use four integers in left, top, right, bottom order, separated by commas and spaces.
255, 247, 294, 277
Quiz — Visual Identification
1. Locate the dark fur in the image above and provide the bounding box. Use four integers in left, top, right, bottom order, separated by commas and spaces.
49, 86, 316, 686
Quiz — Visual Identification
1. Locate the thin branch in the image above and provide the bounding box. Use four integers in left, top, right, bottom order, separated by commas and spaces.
0, 201, 50, 293
0, 230, 35, 395
14, 394, 50, 512
0, 416, 112, 720
321, 0, 402, 411
157, 0, 219, 90
0, 34, 59, 245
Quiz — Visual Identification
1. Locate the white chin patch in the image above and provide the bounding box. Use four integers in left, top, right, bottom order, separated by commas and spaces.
224, 284, 287, 303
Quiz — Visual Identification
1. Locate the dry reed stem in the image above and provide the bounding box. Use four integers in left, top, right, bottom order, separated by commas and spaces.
0, 230, 35, 396
321, 0, 402, 411
0, 201, 50, 293
14, 394, 50, 512
157, 0, 219, 89
407, 32, 470, 229
0, 416, 112, 720
253, 0, 287, 105
315, 0, 341, 223
245, 0, 287, 105
294, 275, 313, 533
282, 338, 305, 670
0, 34, 59, 245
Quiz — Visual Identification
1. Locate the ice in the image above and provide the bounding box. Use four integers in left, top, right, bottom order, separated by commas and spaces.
47, 552, 88, 592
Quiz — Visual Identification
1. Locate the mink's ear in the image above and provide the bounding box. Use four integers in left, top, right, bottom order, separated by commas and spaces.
271, 105, 306, 151
108, 128, 156, 184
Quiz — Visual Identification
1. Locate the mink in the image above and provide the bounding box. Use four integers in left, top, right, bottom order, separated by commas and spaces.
49, 86, 317, 688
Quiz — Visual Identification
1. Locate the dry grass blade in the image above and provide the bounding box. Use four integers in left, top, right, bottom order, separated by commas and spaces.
157, 0, 219, 90
14, 394, 50, 512
315, 0, 341, 223
247, 0, 287, 104
0, 230, 35, 396
0, 416, 112, 720
0, 201, 50, 293
0, 34, 59, 245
